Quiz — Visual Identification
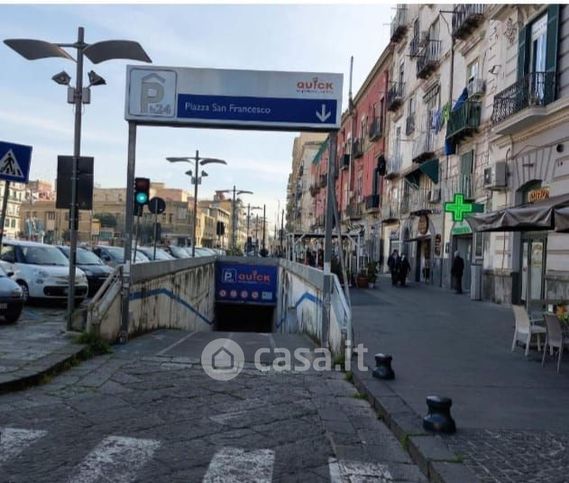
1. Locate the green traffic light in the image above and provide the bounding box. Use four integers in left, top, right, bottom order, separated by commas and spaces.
136, 192, 148, 204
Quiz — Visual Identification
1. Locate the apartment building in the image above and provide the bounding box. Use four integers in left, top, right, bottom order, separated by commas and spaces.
0, 180, 26, 238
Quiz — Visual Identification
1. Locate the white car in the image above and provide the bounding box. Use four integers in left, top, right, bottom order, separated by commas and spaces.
0, 240, 88, 302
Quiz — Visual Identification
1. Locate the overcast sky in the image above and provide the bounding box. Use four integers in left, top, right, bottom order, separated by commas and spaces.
0, 3, 393, 227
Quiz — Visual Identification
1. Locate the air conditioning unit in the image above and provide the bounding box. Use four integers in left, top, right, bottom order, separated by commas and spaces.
467, 78, 486, 98
429, 188, 441, 203
483, 161, 508, 190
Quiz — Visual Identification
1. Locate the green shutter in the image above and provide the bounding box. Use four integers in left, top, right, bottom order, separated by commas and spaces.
517, 25, 528, 80
460, 150, 474, 175
546, 4, 560, 103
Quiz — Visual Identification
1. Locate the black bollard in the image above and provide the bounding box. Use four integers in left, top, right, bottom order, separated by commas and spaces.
372, 353, 395, 380
423, 396, 456, 434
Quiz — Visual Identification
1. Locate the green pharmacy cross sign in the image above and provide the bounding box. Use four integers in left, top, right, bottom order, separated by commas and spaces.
444, 193, 483, 222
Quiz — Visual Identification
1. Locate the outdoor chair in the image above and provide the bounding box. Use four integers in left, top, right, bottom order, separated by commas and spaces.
541, 314, 569, 373
511, 305, 546, 356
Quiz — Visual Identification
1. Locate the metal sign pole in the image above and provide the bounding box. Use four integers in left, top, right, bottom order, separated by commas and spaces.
192, 150, 199, 257
133, 213, 141, 260
153, 210, 158, 260
0, 181, 11, 252
120, 121, 137, 343
322, 131, 338, 349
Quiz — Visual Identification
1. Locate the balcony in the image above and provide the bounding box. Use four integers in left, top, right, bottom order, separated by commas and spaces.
390, 6, 408, 43
385, 155, 402, 180
402, 188, 432, 215
452, 4, 485, 40
387, 82, 405, 112
368, 117, 382, 141
443, 172, 485, 201
352, 139, 364, 158
446, 99, 481, 144
319, 174, 327, 188
381, 200, 400, 222
491, 71, 557, 134
412, 129, 435, 163
405, 114, 415, 135
410, 35, 421, 57
416, 39, 441, 79
365, 194, 380, 212
346, 200, 364, 220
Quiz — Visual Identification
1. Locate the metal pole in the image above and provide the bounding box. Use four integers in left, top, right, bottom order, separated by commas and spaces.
192, 150, 199, 257
247, 203, 250, 239
262, 204, 266, 253
322, 131, 338, 349
121, 121, 137, 343
255, 214, 259, 255
0, 181, 11, 252
280, 208, 284, 255
66, 26, 85, 331
153, 211, 158, 260
133, 213, 140, 260
232, 186, 236, 252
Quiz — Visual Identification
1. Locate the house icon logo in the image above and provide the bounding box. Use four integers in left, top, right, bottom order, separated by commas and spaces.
201, 338, 245, 381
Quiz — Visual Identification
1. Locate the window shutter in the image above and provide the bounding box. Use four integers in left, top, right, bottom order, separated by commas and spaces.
517, 25, 528, 80
460, 150, 474, 175
546, 4, 560, 103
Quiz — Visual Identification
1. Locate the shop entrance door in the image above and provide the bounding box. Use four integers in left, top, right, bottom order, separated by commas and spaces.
454, 236, 472, 292
520, 234, 547, 308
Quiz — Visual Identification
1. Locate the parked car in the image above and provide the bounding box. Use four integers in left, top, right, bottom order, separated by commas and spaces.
196, 247, 218, 257
0, 265, 24, 324
0, 240, 88, 302
165, 245, 192, 259
137, 246, 175, 261
91, 246, 150, 267
57, 246, 113, 297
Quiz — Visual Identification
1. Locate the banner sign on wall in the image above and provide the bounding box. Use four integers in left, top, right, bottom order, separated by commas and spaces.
215, 262, 278, 305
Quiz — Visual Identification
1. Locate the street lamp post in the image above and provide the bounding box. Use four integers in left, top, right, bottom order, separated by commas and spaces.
5, 27, 151, 330
216, 186, 253, 253
166, 152, 226, 257
246, 204, 262, 254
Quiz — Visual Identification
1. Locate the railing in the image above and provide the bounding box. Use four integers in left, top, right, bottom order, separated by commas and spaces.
446, 100, 481, 142
443, 172, 485, 201
386, 154, 402, 177
405, 114, 415, 135
368, 117, 382, 141
84, 265, 123, 332
387, 82, 405, 111
412, 128, 434, 162
365, 194, 380, 210
416, 39, 441, 79
410, 35, 421, 57
381, 200, 400, 220
452, 4, 485, 40
390, 6, 408, 42
491, 72, 556, 125
352, 139, 364, 158
331, 273, 352, 355
406, 188, 432, 213
346, 200, 363, 219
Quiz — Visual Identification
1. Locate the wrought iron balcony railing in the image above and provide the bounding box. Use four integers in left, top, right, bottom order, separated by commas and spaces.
452, 4, 485, 40
402, 188, 432, 214
387, 82, 405, 112
412, 128, 435, 163
443, 172, 486, 201
365, 194, 380, 211
390, 6, 408, 43
446, 99, 481, 143
352, 138, 364, 158
368, 117, 382, 141
491, 71, 556, 125
346, 200, 364, 220
410, 35, 421, 57
385, 154, 402, 179
381, 200, 400, 221
417, 39, 441, 79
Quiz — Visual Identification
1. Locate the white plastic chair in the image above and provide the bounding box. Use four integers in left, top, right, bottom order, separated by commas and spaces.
541, 314, 569, 373
511, 305, 546, 356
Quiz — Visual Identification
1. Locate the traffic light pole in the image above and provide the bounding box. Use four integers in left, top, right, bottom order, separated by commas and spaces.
0, 181, 11, 253
153, 211, 158, 260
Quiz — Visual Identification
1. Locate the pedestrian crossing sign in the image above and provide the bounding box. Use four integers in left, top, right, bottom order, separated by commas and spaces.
0, 141, 32, 183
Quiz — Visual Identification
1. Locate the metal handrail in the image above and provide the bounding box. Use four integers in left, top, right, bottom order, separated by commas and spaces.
452, 4, 485, 37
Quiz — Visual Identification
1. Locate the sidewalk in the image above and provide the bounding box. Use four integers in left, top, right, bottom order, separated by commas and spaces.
351, 275, 569, 482
0, 307, 86, 394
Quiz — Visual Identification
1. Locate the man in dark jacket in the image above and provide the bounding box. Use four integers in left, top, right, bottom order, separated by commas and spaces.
398, 254, 411, 287
451, 250, 465, 294
387, 250, 400, 286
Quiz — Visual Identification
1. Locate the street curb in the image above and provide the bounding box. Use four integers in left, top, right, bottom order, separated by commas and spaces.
352, 369, 481, 483
0, 344, 89, 395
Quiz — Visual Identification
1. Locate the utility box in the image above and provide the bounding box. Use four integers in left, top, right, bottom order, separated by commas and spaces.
471, 264, 482, 300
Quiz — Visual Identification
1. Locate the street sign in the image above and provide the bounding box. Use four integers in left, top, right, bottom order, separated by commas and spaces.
56, 156, 94, 210
125, 66, 343, 131
444, 193, 484, 222
148, 197, 166, 214
0, 141, 32, 183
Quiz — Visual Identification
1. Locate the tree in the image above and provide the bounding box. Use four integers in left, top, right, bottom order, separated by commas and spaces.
93, 212, 117, 228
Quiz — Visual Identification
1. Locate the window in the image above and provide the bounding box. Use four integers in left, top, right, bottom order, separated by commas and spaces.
467, 60, 479, 82
4, 218, 9, 227
398, 60, 405, 86
11, 219, 15, 228
408, 96, 415, 115
379, 98, 385, 132
1, 245, 16, 263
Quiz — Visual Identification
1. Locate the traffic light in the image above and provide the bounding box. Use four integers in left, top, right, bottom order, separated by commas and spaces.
134, 177, 150, 216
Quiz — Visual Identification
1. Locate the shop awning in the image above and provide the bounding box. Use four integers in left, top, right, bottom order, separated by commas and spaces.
419, 158, 439, 184
466, 193, 569, 232
555, 206, 569, 232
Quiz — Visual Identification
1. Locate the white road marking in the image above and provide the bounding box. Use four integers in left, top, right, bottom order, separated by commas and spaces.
69, 436, 160, 483
329, 457, 393, 482
0, 427, 47, 464
156, 331, 197, 355
203, 447, 275, 483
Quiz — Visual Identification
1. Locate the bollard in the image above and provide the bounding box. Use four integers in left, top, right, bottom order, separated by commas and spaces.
372, 353, 395, 380
423, 396, 456, 434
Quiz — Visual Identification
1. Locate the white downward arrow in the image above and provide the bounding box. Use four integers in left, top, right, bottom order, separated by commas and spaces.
316, 104, 331, 122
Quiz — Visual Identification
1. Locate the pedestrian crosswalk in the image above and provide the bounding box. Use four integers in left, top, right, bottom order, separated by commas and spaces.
0, 426, 395, 482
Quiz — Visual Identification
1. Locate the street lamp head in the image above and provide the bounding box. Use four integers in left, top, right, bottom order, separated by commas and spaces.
83, 40, 152, 64
4, 38, 74, 61
185, 170, 192, 177
166, 157, 191, 163
87, 70, 106, 86
237, 190, 254, 196
200, 158, 227, 166
201, 170, 208, 177
52, 70, 71, 86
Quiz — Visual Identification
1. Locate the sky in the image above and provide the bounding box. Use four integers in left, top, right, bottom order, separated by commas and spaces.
0, 3, 393, 229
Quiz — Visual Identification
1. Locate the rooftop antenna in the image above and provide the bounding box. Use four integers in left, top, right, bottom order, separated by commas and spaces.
348, 55, 354, 114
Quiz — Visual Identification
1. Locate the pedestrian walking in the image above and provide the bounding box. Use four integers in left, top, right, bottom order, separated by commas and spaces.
398, 254, 411, 287
451, 250, 465, 294
387, 250, 400, 286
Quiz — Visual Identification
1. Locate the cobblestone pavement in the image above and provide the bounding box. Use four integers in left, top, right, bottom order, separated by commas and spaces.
444, 429, 569, 483
0, 330, 426, 482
